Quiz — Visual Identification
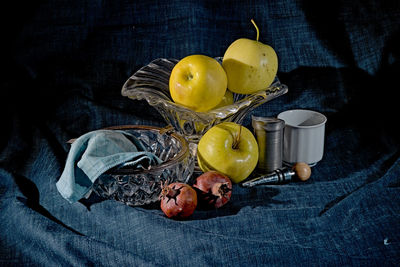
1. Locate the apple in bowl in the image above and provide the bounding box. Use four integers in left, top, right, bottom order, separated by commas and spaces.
197, 122, 259, 183
222, 20, 278, 94
169, 54, 228, 112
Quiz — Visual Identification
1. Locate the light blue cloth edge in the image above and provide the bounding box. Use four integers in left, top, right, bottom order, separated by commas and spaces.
56, 130, 161, 203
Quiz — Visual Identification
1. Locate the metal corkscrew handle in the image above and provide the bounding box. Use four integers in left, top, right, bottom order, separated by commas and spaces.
241, 162, 311, 188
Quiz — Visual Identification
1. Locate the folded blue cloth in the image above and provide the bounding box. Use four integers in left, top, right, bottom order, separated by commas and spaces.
56, 130, 162, 203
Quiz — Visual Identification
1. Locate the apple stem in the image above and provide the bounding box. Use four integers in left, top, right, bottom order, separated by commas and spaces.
232, 125, 242, 150
251, 19, 260, 42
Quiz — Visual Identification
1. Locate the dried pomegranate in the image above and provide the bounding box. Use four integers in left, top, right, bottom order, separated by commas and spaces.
193, 171, 232, 208
159, 182, 197, 219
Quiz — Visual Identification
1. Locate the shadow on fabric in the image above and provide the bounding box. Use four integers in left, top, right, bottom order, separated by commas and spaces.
13, 172, 84, 236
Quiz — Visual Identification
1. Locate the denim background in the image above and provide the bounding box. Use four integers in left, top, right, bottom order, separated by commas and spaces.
1, 0, 400, 266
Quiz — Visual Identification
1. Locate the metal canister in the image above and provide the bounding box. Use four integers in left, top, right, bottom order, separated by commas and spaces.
251, 116, 285, 173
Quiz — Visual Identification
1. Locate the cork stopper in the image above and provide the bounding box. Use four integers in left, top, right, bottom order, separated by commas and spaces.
292, 162, 311, 181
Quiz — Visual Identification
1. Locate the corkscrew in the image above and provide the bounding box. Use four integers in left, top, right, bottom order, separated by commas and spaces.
241, 162, 311, 188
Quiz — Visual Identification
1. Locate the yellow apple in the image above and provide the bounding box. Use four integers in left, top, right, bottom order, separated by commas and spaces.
213, 89, 234, 109
197, 122, 259, 183
222, 20, 278, 94
169, 55, 228, 112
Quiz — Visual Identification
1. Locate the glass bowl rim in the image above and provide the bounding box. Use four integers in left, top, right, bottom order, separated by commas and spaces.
103, 125, 190, 175
121, 57, 288, 119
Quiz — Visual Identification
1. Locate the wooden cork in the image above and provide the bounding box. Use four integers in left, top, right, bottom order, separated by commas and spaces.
292, 162, 312, 181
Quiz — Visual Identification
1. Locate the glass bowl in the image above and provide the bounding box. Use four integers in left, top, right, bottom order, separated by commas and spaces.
121, 58, 288, 143
91, 125, 195, 206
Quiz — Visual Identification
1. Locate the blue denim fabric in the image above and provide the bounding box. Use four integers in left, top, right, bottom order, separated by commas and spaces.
1, 0, 400, 266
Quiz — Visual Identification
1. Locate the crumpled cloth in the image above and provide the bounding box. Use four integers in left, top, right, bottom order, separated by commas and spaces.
56, 130, 162, 203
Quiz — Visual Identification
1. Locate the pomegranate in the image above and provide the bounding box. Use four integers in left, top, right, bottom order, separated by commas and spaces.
159, 182, 197, 219
193, 171, 232, 208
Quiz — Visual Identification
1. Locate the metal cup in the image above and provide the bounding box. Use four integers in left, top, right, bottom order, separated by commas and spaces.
252, 116, 285, 173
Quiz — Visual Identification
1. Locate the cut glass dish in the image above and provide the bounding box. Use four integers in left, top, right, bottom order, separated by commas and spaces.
121, 58, 288, 143
91, 125, 194, 206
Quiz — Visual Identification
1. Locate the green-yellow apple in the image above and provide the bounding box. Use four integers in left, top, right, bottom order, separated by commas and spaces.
222, 20, 278, 94
197, 122, 259, 183
212, 89, 234, 109
169, 54, 228, 112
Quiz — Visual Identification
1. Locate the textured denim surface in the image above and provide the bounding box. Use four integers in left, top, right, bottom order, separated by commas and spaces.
1, 0, 400, 266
